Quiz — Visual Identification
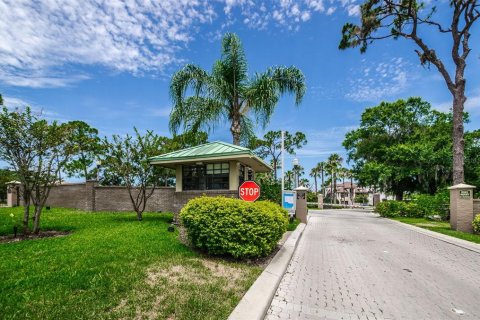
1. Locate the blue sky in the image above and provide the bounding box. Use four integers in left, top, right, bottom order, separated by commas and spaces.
1, 0, 479, 183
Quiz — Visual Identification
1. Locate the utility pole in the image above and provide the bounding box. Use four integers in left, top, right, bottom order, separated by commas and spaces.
281, 130, 285, 207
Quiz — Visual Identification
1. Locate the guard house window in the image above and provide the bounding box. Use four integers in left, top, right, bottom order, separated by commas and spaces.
183, 163, 229, 190
239, 164, 245, 184
182, 165, 205, 191
206, 163, 229, 190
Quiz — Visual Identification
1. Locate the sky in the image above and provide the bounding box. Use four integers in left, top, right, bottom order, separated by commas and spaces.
1, 0, 479, 184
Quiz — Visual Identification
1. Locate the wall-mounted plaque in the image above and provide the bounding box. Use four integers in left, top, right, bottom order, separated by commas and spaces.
459, 190, 471, 199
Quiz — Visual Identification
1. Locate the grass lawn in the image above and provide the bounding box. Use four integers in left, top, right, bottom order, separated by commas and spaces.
287, 217, 301, 231
392, 217, 480, 244
0, 207, 262, 320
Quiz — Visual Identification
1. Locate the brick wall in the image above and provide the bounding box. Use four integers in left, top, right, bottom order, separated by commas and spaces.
95, 186, 175, 212
46, 183, 87, 210
42, 182, 236, 213
474, 199, 480, 215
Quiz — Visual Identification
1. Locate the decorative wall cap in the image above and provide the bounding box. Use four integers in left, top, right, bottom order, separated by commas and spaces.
5, 180, 21, 185
448, 183, 477, 190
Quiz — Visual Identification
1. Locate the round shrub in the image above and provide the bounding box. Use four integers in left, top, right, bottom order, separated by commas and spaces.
375, 201, 405, 217
180, 197, 288, 259
473, 214, 480, 234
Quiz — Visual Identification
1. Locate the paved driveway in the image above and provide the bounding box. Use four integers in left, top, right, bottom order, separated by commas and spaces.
266, 210, 480, 320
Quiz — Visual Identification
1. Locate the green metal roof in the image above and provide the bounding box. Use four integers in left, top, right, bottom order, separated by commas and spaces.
149, 141, 272, 171
150, 141, 253, 161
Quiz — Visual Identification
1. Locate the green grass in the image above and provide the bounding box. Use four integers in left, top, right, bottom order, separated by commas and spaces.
0, 207, 262, 320
392, 217, 480, 244
287, 217, 301, 231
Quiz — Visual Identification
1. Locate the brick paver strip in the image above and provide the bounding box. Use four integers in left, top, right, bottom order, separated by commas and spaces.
266, 210, 480, 320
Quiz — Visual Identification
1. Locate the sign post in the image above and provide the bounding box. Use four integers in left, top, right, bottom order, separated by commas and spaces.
239, 181, 261, 202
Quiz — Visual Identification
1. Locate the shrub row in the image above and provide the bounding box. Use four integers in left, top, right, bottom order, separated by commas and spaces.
180, 197, 288, 259
375, 191, 450, 219
473, 214, 480, 234
375, 201, 424, 218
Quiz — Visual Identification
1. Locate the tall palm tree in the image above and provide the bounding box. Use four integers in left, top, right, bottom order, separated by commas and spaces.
285, 170, 294, 190
169, 33, 306, 145
326, 154, 343, 204
309, 166, 320, 193
315, 161, 326, 197
292, 164, 304, 188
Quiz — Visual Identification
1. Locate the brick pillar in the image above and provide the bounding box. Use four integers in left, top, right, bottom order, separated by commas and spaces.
6, 182, 21, 207
449, 184, 476, 233
85, 180, 98, 211
317, 194, 324, 209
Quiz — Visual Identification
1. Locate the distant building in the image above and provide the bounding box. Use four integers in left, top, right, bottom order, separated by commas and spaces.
324, 182, 393, 205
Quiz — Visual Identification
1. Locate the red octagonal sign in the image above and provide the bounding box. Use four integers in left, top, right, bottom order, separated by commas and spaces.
238, 181, 261, 202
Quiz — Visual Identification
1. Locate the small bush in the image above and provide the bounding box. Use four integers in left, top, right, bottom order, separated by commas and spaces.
180, 197, 288, 259
473, 214, 480, 234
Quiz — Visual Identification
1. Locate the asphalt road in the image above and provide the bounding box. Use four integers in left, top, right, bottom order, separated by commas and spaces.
266, 209, 480, 320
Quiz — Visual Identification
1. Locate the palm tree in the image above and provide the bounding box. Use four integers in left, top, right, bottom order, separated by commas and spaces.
169, 33, 306, 145
315, 161, 326, 197
326, 154, 343, 204
309, 166, 320, 193
285, 170, 294, 190
292, 164, 304, 188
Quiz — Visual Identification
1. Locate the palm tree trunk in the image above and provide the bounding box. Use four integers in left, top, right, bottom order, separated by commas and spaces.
314, 175, 318, 193
321, 170, 324, 197
231, 117, 241, 146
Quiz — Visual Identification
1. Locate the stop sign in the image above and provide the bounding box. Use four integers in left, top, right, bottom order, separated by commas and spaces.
238, 181, 261, 202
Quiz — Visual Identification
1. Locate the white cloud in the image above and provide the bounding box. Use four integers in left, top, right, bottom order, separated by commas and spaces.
150, 107, 172, 118
434, 94, 480, 115
0, 0, 216, 87
0, 0, 361, 88
2, 95, 66, 121
345, 57, 411, 102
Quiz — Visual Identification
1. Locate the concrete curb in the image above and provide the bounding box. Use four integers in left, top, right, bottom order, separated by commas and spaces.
228, 223, 307, 320
387, 218, 480, 254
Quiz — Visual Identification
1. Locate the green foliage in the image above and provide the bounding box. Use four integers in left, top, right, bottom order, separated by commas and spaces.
376, 192, 449, 219
248, 130, 307, 179
306, 191, 317, 203
64, 121, 101, 180
101, 128, 167, 220
354, 194, 368, 204
473, 215, 480, 234
344, 98, 454, 198
411, 191, 450, 220
169, 33, 305, 145
287, 217, 301, 231
181, 197, 288, 259
256, 175, 281, 205
375, 201, 424, 218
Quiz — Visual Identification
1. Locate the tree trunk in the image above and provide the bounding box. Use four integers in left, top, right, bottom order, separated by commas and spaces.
231, 117, 241, 146
23, 203, 30, 235
314, 175, 318, 193
32, 205, 42, 234
321, 171, 324, 197
273, 159, 278, 180
452, 92, 465, 185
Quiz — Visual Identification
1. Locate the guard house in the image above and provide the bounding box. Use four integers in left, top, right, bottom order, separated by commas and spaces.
149, 141, 271, 212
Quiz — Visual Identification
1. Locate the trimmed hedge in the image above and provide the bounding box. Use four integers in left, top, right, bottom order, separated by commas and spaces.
180, 197, 288, 259
375, 201, 424, 218
473, 214, 480, 234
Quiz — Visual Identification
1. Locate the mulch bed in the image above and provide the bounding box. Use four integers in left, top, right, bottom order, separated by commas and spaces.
0, 230, 70, 243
